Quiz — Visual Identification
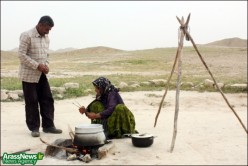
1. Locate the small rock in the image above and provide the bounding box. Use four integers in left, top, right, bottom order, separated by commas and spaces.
230, 84, 247, 88
8, 92, 19, 100
204, 79, 214, 87
149, 79, 167, 86
119, 82, 128, 89
51, 87, 66, 94
82, 154, 92, 163
140, 81, 153, 86
13, 90, 24, 97
55, 94, 63, 99
214, 83, 225, 89
67, 154, 77, 161
1, 91, 8, 100
129, 84, 140, 88
63, 83, 79, 89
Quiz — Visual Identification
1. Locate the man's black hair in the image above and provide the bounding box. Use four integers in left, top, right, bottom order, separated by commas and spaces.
38, 15, 54, 27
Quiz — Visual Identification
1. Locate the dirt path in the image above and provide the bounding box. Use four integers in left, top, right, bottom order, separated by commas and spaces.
1, 90, 247, 165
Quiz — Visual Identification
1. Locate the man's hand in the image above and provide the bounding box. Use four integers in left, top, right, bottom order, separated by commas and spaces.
38, 64, 49, 74
43, 65, 49, 74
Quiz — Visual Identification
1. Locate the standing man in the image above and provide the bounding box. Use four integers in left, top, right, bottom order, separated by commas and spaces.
18, 15, 62, 137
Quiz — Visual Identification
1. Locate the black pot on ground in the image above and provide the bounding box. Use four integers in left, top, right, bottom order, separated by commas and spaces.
131, 134, 155, 147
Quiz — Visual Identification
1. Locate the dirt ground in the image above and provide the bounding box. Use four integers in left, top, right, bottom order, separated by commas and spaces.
1, 90, 247, 165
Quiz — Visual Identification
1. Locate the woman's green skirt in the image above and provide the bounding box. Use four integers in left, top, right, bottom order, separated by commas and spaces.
87, 100, 137, 138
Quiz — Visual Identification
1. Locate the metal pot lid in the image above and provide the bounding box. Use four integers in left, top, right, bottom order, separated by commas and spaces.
131, 133, 153, 138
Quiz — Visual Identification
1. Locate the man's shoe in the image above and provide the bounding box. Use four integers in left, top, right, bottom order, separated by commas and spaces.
31, 130, 40, 137
43, 127, 62, 134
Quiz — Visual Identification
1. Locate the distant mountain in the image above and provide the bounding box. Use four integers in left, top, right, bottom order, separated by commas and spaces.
53, 47, 77, 53
4, 38, 247, 53
60, 46, 125, 55
6, 46, 123, 54
204, 37, 247, 47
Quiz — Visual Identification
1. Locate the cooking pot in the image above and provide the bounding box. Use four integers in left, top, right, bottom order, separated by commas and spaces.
131, 133, 155, 147
73, 124, 106, 147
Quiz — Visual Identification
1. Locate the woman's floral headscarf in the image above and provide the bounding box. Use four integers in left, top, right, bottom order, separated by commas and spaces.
92, 77, 119, 95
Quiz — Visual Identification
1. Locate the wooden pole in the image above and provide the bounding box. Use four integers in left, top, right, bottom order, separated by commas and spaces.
169, 16, 188, 153
179, 21, 248, 135
154, 14, 192, 128
156, 12, 246, 154
154, 40, 179, 127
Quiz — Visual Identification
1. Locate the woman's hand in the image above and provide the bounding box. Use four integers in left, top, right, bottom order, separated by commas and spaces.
86, 112, 101, 119
79, 106, 86, 114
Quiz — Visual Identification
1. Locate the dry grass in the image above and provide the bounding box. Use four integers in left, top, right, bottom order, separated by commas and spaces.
1, 41, 247, 95
1, 46, 247, 80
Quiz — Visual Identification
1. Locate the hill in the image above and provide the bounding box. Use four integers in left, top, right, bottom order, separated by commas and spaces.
72, 46, 125, 54
4, 37, 247, 53
5, 46, 124, 54
49, 47, 77, 53
204, 37, 247, 47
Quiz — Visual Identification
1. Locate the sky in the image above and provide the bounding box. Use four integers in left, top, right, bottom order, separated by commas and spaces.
1, 1, 247, 51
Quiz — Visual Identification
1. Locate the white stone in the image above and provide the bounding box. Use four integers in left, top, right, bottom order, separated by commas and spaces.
12, 90, 24, 97
181, 82, 194, 87
63, 83, 79, 89
55, 94, 64, 99
230, 84, 247, 88
51, 87, 66, 94
8, 92, 19, 100
204, 79, 214, 87
149, 79, 167, 86
140, 81, 153, 86
129, 84, 140, 88
119, 82, 128, 89
229, 84, 247, 90
1, 91, 8, 100
214, 83, 225, 89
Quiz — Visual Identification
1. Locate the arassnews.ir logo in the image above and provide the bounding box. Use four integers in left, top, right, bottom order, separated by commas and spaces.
1, 152, 44, 165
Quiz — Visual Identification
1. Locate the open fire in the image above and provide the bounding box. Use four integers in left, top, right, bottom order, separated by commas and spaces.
41, 138, 114, 163
40, 124, 114, 163
65, 144, 103, 162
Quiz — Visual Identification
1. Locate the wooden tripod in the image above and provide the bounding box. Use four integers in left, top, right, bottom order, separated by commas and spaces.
154, 13, 247, 153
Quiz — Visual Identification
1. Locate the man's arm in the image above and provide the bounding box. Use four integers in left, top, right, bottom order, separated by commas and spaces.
18, 33, 39, 70
18, 33, 49, 74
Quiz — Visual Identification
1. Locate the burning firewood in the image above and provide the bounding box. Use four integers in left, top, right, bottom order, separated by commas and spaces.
40, 138, 78, 154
